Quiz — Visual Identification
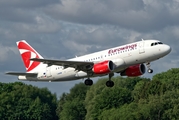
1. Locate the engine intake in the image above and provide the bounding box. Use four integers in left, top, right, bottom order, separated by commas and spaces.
93, 60, 114, 74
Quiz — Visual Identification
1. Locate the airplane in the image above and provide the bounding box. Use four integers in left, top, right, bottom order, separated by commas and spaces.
6, 39, 171, 87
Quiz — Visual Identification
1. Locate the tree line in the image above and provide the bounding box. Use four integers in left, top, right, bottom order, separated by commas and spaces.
1, 68, 179, 120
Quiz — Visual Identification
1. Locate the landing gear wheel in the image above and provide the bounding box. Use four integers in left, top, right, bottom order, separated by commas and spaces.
146, 62, 153, 74
84, 79, 93, 86
106, 81, 114, 87
106, 73, 115, 87
148, 69, 153, 73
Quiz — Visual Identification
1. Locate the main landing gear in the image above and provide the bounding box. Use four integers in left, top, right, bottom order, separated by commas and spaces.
106, 73, 114, 87
84, 73, 115, 87
146, 62, 153, 73
84, 78, 93, 86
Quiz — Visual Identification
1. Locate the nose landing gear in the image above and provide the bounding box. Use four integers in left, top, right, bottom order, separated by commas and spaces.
146, 63, 153, 73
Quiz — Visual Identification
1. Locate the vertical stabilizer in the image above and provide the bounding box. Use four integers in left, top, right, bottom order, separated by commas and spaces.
17, 40, 45, 72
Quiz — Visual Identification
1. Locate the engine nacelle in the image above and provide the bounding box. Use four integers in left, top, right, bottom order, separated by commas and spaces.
120, 64, 146, 77
93, 60, 114, 74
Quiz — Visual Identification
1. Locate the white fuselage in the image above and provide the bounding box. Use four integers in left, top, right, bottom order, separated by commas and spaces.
19, 40, 171, 81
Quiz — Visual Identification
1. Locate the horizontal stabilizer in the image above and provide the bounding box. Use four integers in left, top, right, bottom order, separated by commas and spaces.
6, 72, 37, 77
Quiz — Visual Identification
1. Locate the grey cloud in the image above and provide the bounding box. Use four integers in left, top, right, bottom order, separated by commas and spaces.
12, 16, 61, 34
0, 43, 18, 62
0, 8, 36, 23
0, 0, 60, 8
0, 0, 60, 23
44, 0, 179, 32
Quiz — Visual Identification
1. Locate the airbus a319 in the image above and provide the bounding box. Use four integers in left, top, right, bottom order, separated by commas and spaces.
6, 39, 171, 87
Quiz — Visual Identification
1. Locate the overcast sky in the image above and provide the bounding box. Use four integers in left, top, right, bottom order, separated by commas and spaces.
1, 0, 179, 97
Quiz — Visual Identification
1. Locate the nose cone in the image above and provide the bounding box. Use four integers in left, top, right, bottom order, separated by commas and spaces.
163, 45, 171, 55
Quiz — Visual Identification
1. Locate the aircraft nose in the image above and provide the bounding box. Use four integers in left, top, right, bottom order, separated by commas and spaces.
163, 45, 171, 54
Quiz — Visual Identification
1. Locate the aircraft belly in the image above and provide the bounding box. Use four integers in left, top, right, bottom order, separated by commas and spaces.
75, 71, 87, 78
18, 75, 40, 81
53, 68, 78, 81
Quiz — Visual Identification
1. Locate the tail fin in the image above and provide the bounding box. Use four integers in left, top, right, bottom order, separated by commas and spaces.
17, 40, 45, 72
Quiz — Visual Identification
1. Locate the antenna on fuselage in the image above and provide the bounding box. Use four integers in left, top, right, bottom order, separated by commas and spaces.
141, 38, 144, 41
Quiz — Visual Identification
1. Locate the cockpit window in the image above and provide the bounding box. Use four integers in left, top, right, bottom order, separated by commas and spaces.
158, 42, 163, 44
151, 42, 163, 46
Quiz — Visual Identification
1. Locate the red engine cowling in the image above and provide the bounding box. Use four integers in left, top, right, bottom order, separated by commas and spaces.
120, 64, 146, 77
93, 60, 114, 74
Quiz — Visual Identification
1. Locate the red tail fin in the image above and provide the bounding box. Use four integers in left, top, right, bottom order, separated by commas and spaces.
17, 40, 44, 72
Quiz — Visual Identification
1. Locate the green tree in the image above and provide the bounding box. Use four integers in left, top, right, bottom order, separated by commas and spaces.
85, 77, 138, 120
57, 83, 89, 120
57, 68, 179, 120
0, 82, 58, 120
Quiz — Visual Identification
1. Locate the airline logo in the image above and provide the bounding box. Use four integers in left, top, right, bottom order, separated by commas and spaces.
108, 43, 137, 54
17, 41, 40, 72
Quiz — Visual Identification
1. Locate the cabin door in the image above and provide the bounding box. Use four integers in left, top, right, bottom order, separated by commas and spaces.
139, 41, 145, 54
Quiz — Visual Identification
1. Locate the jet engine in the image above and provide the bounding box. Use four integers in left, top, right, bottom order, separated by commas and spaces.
120, 64, 146, 77
93, 60, 114, 74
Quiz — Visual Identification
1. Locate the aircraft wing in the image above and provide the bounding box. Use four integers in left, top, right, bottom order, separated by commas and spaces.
30, 58, 94, 71
6, 72, 38, 77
